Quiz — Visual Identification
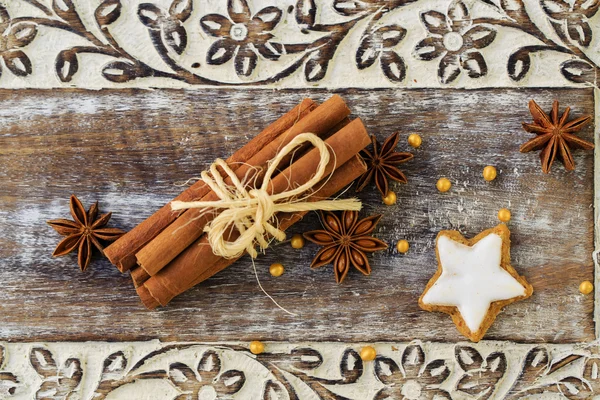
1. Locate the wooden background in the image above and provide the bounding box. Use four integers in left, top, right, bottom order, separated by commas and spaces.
0, 88, 594, 343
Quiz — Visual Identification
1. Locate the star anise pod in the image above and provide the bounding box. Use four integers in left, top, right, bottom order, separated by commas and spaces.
47, 195, 125, 271
356, 132, 413, 196
303, 211, 388, 283
520, 99, 594, 173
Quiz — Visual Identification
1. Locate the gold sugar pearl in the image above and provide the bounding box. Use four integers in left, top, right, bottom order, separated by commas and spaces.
396, 239, 410, 254
249, 341, 265, 355
498, 208, 511, 223
290, 233, 305, 249
580, 280, 594, 295
269, 263, 285, 277
360, 346, 377, 361
436, 178, 451, 193
483, 165, 497, 182
408, 133, 422, 148
383, 191, 397, 206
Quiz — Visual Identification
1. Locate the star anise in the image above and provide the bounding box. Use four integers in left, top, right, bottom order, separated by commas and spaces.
356, 132, 413, 196
520, 99, 594, 173
303, 211, 388, 283
47, 195, 125, 271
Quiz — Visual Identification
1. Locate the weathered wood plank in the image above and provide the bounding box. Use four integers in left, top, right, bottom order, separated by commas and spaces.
0, 88, 594, 342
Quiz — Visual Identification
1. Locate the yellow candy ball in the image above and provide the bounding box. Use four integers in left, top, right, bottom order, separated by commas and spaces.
408, 134, 422, 148
360, 346, 377, 362
269, 263, 285, 277
436, 178, 451, 193
483, 165, 497, 182
580, 280, 594, 295
383, 191, 397, 205
249, 341, 265, 355
290, 233, 305, 249
396, 240, 409, 254
498, 208, 511, 223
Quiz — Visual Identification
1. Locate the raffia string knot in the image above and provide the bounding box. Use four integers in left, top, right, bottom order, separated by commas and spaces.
171, 133, 362, 259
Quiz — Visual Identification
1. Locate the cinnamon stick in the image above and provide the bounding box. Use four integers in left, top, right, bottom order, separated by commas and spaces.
104, 98, 318, 272
140, 118, 370, 308
136, 95, 351, 276
131, 267, 150, 288
139, 155, 367, 309
130, 118, 352, 290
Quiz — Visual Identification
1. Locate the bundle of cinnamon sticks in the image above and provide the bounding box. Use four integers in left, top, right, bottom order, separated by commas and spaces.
104, 95, 370, 309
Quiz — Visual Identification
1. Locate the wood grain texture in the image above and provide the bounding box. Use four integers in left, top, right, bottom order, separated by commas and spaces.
0, 88, 594, 343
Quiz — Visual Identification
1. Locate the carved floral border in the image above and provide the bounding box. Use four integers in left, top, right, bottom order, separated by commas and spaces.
0, 340, 597, 399
0, 0, 598, 88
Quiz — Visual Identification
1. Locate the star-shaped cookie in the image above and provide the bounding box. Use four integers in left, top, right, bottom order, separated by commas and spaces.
419, 224, 533, 342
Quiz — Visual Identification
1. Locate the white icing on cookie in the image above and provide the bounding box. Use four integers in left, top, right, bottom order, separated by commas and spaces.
422, 233, 527, 333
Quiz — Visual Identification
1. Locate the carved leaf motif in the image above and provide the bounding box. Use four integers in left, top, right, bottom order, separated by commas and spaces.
374, 356, 401, 385
381, 51, 406, 82
340, 348, 363, 383
519, 347, 549, 382
290, 348, 323, 370
60, 358, 83, 391
402, 344, 425, 377
463, 25, 496, 49
263, 380, 286, 400
507, 48, 531, 81
557, 376, 592, 399
4, 50, 32, 77
541, 0, 570, 17
197, 350, 221, 381
102, 60, 147, 82
500, 0, 528, 22
30, 348, 58, 379
168, 362, 197, 392
0, 6, 9, 32
138, 3, 164, 30
583, 358, 600, 393
414, 37, 444, 61
583, 357, 600, 381
420, 11, 448, 36
0, 373, 18, 396
162, 20, 188, 55
102, 351, 128, 377
95, 0, 122, 26
206, 40, 235, 65
169, 0, 193, 22
333, 0, 367, 16
296, 0, 316, 28
456, 349, 506, 400
461, 51, 487, 78
6, 23, 37, 48
305, 53, 328, 82
55, 50, 78, 83
438, 53, 461, 84
234, 44, 258, 77
560, 59, 595, 84
53, 0, 77, 20
214, 369, 246, 395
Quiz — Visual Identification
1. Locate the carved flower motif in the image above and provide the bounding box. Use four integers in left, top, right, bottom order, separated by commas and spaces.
541, 0, 599, 47
373, 344, 451, 400
414, 0, 496, 84
0, 6, 37, 77
200, 0, 283, 77
455, 346, 506, 399
168, 350, 246, 400
356, 25, 407, 82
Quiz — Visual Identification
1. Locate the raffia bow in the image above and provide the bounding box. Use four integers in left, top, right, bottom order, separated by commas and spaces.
171, 133, 362, 259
